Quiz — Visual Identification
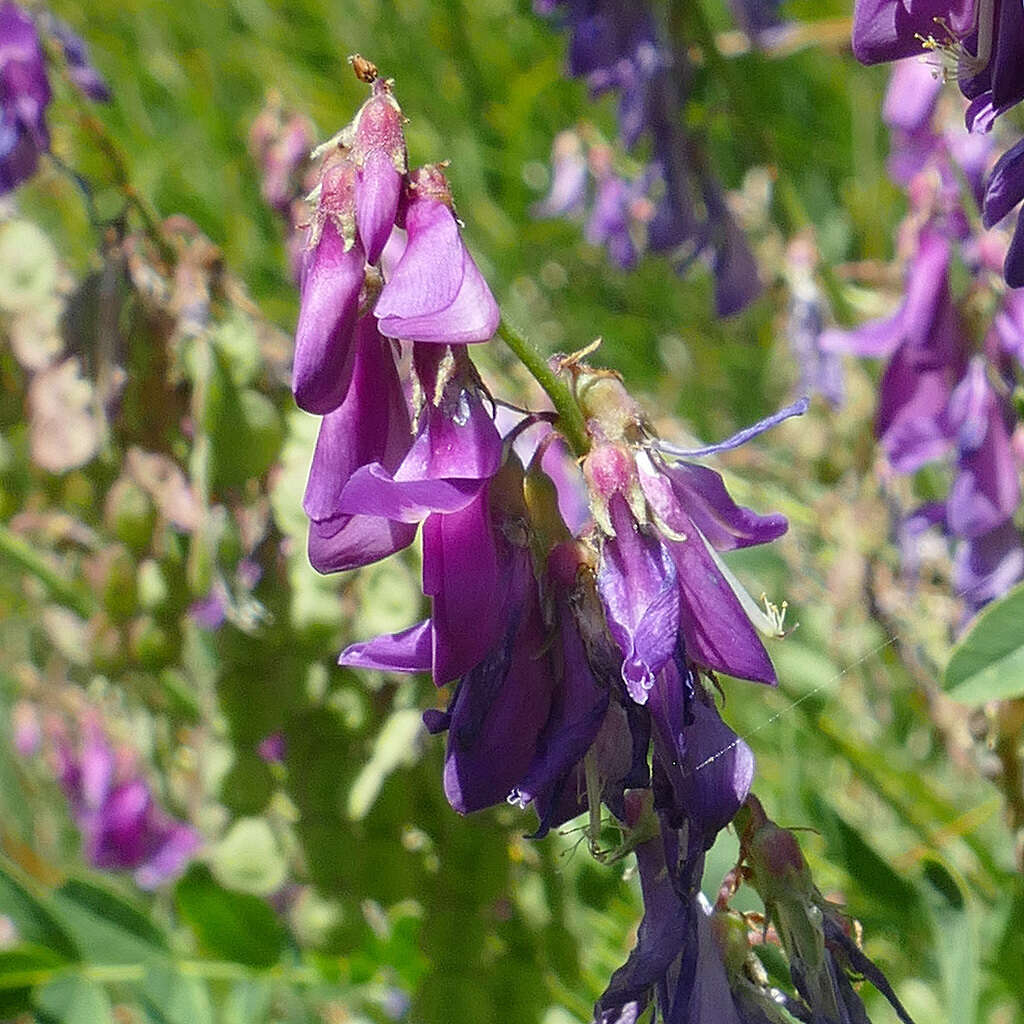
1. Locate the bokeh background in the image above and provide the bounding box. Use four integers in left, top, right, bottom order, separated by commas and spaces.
1, 1, 1021, 1022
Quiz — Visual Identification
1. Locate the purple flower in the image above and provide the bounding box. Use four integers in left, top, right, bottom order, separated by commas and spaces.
303, 318, 417, 573
374, 165, 499, 344
947, 357, 1021, 537
954, 519, 1024, 613
851, 0, 976, 65
54, 717, 200, 889
823, 230, 966, 471
338, 344, 502, 524
0, 2, 51, 193
47, 16, 110, 102
983, 136, 1024, 286
340, 465, 509, 687
293, 154, 366, 414
257, 732, 287, 764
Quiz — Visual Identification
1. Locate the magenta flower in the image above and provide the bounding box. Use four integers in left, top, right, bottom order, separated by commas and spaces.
374, 165, 499, 344
292, 155, 367, 414
0, 2, 51, 193
303, 319, 417, 573
338, 345, 502, 524
53, 717, 200, 889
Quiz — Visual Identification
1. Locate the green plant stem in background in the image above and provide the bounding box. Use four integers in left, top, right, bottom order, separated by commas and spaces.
0, 524, 95, 620
497, 315, 590, 457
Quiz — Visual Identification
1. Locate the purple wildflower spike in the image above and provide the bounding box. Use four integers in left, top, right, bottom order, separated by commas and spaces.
586, 173, 638, 270
293, 154, 366, 413
341, 74, 407, 264
0, 2, 51, 193
304, 319, 417, 573
374, 165, 499, 344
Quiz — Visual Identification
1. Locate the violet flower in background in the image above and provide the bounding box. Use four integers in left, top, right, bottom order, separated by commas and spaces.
534, 0, 762, 315
47, 715, 200, 889
0, 2, 51, 193
853, 0, 1024, 286
826, 57, 1024, 615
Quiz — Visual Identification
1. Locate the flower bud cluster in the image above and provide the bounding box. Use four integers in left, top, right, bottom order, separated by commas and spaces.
822, 61, 1024, 615
533, 0, 762, 316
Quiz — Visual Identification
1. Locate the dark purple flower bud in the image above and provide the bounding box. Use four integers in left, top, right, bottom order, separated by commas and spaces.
851, 0, 975, 65
982, 135, 1024, 231
533, 129, 588, 219
511, 542, 611, 834
0, 2, 51, 193
338, 345, 502, 523
48, 17, 110, 102
374, 165, 499, 344
340, 76, 407, 264
293, 154, 367, 414
303, 319, 417, 573
53, 717, 200, 889
429, 530, 555, 815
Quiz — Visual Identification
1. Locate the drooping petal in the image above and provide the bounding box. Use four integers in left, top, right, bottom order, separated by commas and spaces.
308, 515, 417, 574
441, 551, 554, 814
303, 319, 411, 529
422, 486, 504, 685
641, 456, 787, 551
339, 619, 434, 675
668, 529, 777, 685
953, 520, 1024, 614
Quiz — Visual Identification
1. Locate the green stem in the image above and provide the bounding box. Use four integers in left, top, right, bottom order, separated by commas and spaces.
496, 316, 590, 457
0, 523, 95, 619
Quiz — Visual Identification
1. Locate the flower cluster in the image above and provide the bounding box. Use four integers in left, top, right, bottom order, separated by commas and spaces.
533, 0, 762, 315
0, 2, 108, 194
297, 60, 917, 1024
853, 0, 1024, 286
824, 60, 1024, 614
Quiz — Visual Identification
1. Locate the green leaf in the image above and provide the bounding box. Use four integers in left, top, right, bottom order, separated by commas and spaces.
920, 856, 978, 1024
50, 878, 169, 964
0, 944, 69, 1016
0, 857, 78, 961
35, 975, 114, 1024
943, 581, 1024, 702
174, 864, 287, 968
222, 979, 272, 1024
139, 964, 214, 1024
